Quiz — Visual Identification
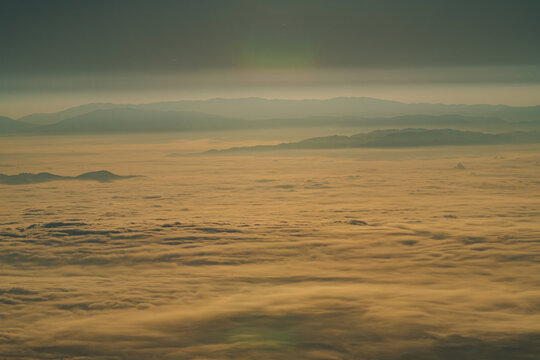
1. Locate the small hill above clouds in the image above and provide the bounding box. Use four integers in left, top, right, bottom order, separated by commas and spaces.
0, 172, 66, 185
0, 171, 139, 185
75, 170, 136, 182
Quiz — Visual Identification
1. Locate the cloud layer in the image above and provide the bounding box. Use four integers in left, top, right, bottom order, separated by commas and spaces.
1, 139, 539, 359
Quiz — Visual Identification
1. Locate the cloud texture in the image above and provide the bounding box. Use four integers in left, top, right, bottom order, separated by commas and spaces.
1, 137, 539, 359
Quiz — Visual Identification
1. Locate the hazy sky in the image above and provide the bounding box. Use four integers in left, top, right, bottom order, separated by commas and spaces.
1, 0, 540, 117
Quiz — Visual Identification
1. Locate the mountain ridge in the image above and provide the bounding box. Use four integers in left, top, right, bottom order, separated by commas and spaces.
195, 128, 540, 154
0, 170, 139, 185
2, 109, 539, 136
12, 97, 540, 125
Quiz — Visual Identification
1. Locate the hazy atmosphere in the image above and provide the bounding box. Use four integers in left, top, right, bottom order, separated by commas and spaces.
2, 0, 540, 116
1, 1, 539, 359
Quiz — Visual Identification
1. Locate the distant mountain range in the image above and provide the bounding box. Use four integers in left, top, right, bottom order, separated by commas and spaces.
0, 116, 38, 133
0, 170, 139, 185
1, 97, 539, 135
16, 97, 540, 124
34, 109, 248, 134
198, 128, 540, 154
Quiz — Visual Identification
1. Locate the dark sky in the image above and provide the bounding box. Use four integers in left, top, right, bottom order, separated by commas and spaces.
2, 0, 540, 74
2, 0, 540, 117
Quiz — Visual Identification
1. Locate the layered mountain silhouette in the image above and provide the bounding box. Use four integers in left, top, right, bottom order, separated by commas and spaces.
2, 110, 540, 136
0, 170, 139, 185
250, 114, 514, 130
199, 129, 540, 154
15, 97, 540, 124
3, 98, 539, 136
35, 108, 249, 134
0, 116, 37, 133
18, 103, 122, 125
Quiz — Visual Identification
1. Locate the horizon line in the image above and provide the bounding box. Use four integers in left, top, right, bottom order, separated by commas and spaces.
9, 96, 540, 120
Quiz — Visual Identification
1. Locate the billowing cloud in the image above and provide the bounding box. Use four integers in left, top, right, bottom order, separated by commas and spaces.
1, 142, 539, 359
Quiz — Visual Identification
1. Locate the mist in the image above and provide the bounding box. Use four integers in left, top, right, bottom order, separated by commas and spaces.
1, 1, 539, 359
